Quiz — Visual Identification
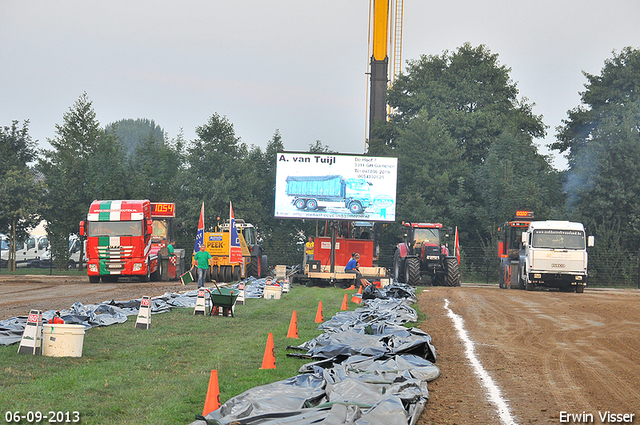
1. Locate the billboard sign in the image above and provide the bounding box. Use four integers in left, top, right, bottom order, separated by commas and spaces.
274, 152, 397, 222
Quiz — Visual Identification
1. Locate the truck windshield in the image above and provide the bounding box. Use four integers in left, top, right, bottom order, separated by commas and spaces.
151, 220, 168, 241
88, 221, 143, 237
414, 228, 440, 244
532, 230, 585, 249
1, 238, 8, 250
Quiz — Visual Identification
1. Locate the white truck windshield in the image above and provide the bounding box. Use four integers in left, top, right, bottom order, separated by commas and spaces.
532, 230, 585, 249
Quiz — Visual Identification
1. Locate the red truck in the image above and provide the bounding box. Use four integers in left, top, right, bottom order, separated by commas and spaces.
80, 200, 184, 283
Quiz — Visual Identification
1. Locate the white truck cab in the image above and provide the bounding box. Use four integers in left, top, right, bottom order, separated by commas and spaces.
521, 221, 594, 293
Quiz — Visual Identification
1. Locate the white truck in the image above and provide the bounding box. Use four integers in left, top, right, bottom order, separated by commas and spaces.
520, 221, 594, 293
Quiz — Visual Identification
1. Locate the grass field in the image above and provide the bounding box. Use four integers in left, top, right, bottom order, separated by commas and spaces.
1, 285, 417, 424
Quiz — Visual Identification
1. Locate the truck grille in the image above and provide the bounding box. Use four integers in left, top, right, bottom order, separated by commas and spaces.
97, 245, 134, 259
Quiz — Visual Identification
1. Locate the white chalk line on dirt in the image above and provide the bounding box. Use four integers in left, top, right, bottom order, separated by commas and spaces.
444, 298, 518, 425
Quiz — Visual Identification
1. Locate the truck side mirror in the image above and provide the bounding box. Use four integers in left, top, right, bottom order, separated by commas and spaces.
79, 221, 85, 237
588, 236, 595, 247
146, 219, 154, 234
521, 232, 527, 245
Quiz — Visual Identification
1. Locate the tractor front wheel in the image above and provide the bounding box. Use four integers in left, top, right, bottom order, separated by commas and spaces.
444, 257, 461, 287
405, 257, 421, 286
393, 250, 405, 283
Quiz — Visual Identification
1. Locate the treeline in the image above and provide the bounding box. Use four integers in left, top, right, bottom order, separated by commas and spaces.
2, 44, 640, 286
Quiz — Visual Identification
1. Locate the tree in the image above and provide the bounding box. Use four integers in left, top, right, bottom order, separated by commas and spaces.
553, 47, 640, 165
0, 120, 42, 271
386, 43, 546, 165
105, 118, 165, 156
182, 113, 245, 234
128, 129, 185, 202
555, 48, 640, 251
39, 93, 130, 269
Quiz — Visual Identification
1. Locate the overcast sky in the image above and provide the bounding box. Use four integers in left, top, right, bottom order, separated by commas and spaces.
2, 1, 639, 170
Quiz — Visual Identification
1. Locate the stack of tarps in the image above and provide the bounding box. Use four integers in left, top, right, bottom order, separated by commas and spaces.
0, 290, 201, 346
192, 287, 439, 425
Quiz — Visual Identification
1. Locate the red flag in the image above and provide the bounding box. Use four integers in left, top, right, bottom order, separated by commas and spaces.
229, 202, 243, 263
194, 202, 204, 254
455, 226, 460, 265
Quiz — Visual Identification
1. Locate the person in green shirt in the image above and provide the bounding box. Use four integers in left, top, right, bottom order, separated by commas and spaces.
193, 244, 211, 288
167, 240, 175, 257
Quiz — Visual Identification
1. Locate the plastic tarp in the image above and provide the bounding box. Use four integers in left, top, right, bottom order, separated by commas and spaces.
0, 290, 202, 346
193, 284, 440, 425
195, 354, 439, 425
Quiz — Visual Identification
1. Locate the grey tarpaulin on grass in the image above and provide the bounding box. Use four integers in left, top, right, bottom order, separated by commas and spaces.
0, 290, 201, 346
193, 354, 439, 425
193, 284, 440, 425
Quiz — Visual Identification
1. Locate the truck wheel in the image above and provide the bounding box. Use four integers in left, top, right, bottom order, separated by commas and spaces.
233, 266, 241, 281
151, 259, 162, 281
294, 199, 307, 209
140, 262, 150, 282
89, 276, 100, 283
306, 199, 318, 210
348, 201, 364, 214
525, 278, 534, 291
211, 265, 219, 282
576, 285, 584, 293
260, 255, 268, 278
445, 258, 461, 287
405, 257, 420, 285
223, 266, 233, 282
393, 250, 405, 283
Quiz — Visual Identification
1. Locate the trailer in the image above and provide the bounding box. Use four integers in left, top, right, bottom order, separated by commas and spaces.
285, 175, 372, 214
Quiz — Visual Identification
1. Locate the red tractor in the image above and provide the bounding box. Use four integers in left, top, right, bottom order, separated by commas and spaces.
393, 222, 460, 286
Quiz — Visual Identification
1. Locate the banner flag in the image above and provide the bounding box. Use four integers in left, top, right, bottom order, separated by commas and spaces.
455, 226, 461, 265
229, 202, 243, 263
194, 202, 204, 254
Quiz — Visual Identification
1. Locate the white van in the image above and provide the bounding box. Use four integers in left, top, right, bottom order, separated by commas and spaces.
39, 235, 86, 269
14, 234, 49, 267
1, 234, 8, 268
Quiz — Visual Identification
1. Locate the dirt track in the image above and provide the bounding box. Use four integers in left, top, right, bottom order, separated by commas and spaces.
1, 276, 639, 424
417, 285, 640, 424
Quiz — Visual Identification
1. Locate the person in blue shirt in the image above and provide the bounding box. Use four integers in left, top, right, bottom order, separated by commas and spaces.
345, 252, 371, 289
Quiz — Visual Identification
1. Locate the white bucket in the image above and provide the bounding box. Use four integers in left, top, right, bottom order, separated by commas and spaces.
42, 324, 86, 357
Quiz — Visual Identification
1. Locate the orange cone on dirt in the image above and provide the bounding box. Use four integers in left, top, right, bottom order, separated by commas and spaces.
202, 370, 221, 416
341, 293, 348, 310
345, 284, 355, 290
287, 311, 299, 338
315, 301, 323, 323
260, 332, 276, 369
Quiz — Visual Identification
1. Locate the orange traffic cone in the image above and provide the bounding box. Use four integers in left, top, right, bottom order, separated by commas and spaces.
315, 301, 323, 323
345, 284, 355, 290
260, 333, 276, 369
287, 311, 298, 338
202, 370, 221, 416
341, 293, 348, 310
351, 286, 363, 304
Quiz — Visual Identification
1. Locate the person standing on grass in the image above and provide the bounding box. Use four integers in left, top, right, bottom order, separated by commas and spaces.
194, 244, 211, 288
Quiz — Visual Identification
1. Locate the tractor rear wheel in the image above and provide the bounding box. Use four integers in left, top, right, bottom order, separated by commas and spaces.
393, 250, 405, 283
248, 256, 261, 278
444, 257, 461, 287
405, 257, 421, 286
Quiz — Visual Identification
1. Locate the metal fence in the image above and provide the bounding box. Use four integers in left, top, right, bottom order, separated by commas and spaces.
263, 242, 640, 289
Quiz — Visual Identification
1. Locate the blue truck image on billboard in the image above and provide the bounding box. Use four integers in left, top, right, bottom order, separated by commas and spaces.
285, 175, 372, 214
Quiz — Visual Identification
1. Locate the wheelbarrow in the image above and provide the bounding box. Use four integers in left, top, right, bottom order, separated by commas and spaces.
209, 286, 239, 317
